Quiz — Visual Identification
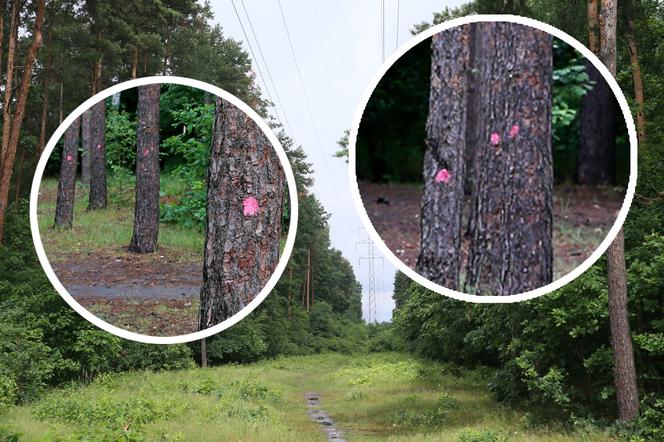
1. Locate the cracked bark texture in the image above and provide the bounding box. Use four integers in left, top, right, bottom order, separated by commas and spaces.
199, 98, 285, 328
417, 26, 471, 290
129, 84, 160, 253
54, 117, 80, 228
87, 100, 107, 209
464, 22, 553, 295
80, 110, 92, 184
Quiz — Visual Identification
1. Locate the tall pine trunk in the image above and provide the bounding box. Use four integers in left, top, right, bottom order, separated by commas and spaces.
465, 22, 553, 295
54, 117, 81, 228
129, 84, 160, 253
80, 111, 92, 184
417, 25, 471, 290
626, 18, 646, 141
87, 100, 107, 210
577, 60, 616, 185
598, 0, 640, 421
199, 98, 285, 328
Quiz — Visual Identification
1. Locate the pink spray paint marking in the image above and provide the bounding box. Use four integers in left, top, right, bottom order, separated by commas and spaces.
66, 154, 73, 162
490, 132, 501, 145
243, 196, 259, 217
508, 124, 520, 139
143, 148, 150, 157
96, 143, 102, 150
435, 169, 452, 184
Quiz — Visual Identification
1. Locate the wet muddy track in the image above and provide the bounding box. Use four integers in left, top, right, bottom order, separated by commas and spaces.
305, 392, 347, 441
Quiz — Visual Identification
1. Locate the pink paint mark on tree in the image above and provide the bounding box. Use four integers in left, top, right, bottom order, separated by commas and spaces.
96, 143, 102, 150
490, 132, 501, 145
66, 154, 73, 162
508, 124, 520, 138
435, 169, 452, 184
243, 196, 259, 216
143, 148, 150, 157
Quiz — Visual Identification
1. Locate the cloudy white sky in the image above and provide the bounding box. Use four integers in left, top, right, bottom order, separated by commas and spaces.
210, 0, 466, 321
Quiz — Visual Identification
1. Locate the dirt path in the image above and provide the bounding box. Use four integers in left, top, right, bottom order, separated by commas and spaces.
359, 182, 625, 280
305, 392, 347, 441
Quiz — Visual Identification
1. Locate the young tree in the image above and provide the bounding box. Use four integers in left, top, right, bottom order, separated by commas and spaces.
417, 25, 471, 290
199, 98, 285, 328
598, 0, 640, 421
129, 84, 160, 253
87, 100, 107, 210
465, 22, 553, 295
54, 117, 80, 228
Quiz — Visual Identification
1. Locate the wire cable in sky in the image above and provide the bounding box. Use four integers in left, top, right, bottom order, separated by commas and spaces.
229, 0, 286, 131
276, 0, 337, 191
238, 0, 295, 138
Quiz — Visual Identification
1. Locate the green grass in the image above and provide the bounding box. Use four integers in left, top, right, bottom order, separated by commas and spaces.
37, 175, 204, 262
0, 353, 615, 441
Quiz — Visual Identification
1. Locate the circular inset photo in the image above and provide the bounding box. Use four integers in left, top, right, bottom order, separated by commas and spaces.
30, 77, 298, 343
349, 16, 636, 302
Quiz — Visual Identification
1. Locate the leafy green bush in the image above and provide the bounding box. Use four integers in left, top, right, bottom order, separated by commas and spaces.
457, 428, 510, 442
105, 108, 138, 172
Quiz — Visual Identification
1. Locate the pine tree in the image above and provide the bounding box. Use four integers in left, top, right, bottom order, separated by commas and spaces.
54, 117, 80, 228
129, 84, 160, 253
199, 98, 285, 328
87, 100, 107, 210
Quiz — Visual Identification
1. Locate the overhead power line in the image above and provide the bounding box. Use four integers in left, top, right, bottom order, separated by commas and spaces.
238, 0, 294, 137
276, 0, 336, 190
229, 0, 285, 129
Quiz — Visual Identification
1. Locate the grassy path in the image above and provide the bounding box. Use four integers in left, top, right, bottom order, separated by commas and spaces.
1, 353, 614, 441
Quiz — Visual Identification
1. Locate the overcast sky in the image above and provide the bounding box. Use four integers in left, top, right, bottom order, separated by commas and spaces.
209, 0, 466, 321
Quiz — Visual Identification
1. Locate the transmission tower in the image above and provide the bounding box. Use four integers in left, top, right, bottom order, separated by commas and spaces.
357, 230, 383, 323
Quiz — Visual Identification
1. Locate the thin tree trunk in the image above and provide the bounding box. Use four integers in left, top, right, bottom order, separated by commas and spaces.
131, 47, 138, 79
0, 0, 19, 168
0, 0, 46, 242
587, 0, 600, 53
129, 84, 160, 253
606, 229, 640, 420
58, 81, 64, 124
87, 100, 107, 210
416, 25, 471, 290
55, 117, 81, 228
577, 60, 616, 185
200, 338, 207, 368
198, 98, 285, 328
80, 111, 92, 184
288, 267, 292, 320
37, 32, 52, 156
14, 147, 24, 204
626, 18, 646, 141
599, 0, 640, 421
465, 22, 553, 295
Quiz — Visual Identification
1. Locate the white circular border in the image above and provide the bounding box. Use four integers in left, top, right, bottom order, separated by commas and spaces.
348, 15, 638, 303
30, 76, 299, 344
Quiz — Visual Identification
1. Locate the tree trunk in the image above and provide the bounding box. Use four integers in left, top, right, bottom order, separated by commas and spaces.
80, 111, 92, 184
416, 25, 471, 290
577, 60, 616, 185
599, 0, 640, 421
199, 98, 285, 328
587, 0, 600, 53
129, 84, 160, 253
465, 22, 553, 296
0, 0, 18, 168
0, 0, 45, 242
626, 18, 646, 142
606, 229, 640, 420
87, 100, 107, 210
131, 47, 138, 79
200, 338, 207, 368
58, 81, 64, 124
54, 118, 81, 228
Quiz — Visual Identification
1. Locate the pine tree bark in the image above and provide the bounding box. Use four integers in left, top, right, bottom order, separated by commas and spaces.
587, 0, 600, 53
129, 84, 160, 253
598, 0, 640, 421
0, 0, 45, 242
606, 229, 640, 420
465, 22, 553, 295
199, 98, 285, 328
80, 111, 92, 185
578, 60, 616, 185
54, 117, 81, 228
417, 25, 471, 290
87, 100, 107, 210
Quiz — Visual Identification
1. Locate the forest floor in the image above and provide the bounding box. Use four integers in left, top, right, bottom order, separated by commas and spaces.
359, 182, 625, 283
1, 353, 615, 441
37, 177, 204, 336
